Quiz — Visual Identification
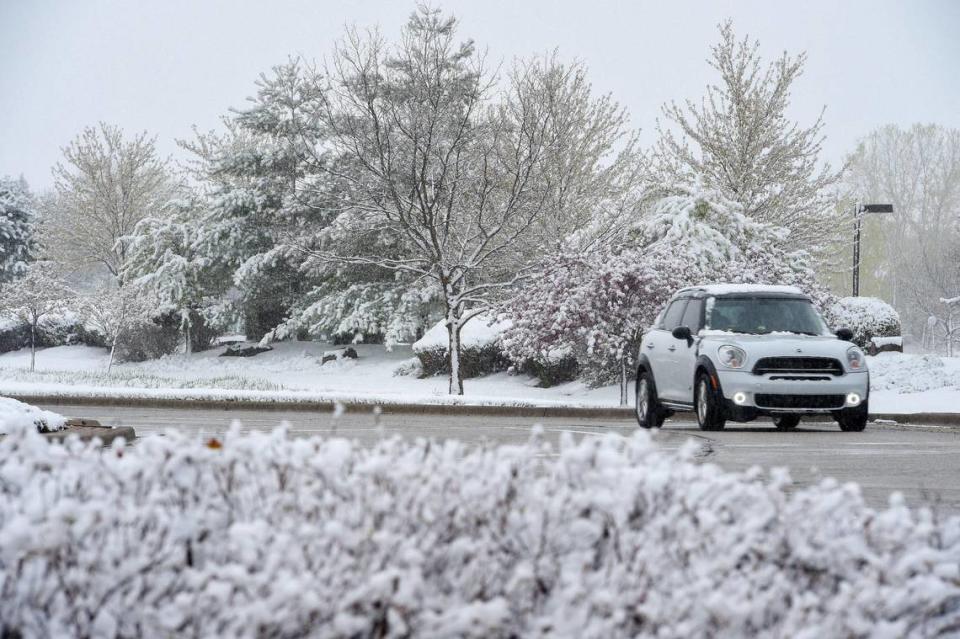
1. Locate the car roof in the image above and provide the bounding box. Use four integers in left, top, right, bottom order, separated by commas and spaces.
674, 284, 810, 299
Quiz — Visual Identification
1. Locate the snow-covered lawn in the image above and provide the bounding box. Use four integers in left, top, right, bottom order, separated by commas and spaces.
0, 343, 959, 413
0, 342, 621, 407
1, 426, 957, 637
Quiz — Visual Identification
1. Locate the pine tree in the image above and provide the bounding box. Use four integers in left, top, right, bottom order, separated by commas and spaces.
0, 176, 36, 283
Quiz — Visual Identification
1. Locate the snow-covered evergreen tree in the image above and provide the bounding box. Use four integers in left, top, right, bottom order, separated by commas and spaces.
0, 176, 36, 283
124, 197, 224, 353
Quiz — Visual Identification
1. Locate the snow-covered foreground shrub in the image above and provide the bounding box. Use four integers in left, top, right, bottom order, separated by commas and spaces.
827, 297, 901, 350
2, 428, 958, 638
0, 397, 65, 434
413, 315, 511, 379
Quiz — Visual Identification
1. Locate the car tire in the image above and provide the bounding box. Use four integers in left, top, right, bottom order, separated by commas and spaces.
773, 414, 801, 430
837, 401, 868, 432
695, 373, 726, 431
635, 369, 665, 429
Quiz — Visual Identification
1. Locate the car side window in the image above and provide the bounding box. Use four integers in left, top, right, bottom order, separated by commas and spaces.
680, 298, 704, 332
659, 299, 688, 331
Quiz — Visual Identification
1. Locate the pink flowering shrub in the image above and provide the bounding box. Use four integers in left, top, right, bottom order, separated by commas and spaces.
501, 185, 834, 388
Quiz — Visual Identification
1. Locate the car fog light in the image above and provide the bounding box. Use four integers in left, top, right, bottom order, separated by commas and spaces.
846, 393, 861, 406
733, 392, 747, 405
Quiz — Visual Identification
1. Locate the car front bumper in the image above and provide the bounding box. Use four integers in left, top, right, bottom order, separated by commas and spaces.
715, 369, 869, 416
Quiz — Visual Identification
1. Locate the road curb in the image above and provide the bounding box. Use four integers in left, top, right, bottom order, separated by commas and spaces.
870, 413, 960, 427
9, 393, 960, 425
10, 393, 635, 420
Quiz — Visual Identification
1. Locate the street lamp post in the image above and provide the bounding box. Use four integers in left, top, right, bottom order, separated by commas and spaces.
852, 202, 894, 297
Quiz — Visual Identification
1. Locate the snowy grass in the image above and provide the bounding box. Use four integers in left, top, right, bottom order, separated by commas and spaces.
0, 367, 289, 392
1, 427, 957, 637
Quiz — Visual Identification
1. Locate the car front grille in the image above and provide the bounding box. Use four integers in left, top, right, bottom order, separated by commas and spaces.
754, 394, 846, 410
753, 357, 844, 376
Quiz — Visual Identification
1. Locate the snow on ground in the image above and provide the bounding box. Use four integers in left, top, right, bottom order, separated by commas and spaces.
0, 396, 65, 434
1, 426, 957, 637
1, 343, 959, 413
0, 342, 619, 407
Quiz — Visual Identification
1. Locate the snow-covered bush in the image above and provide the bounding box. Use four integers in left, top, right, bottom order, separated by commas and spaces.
112, 310, 184, 363
827, 296, 901, 349
413, 315, 511, 379
0, 397, 65, 434
0, 312, 104, 355
1, 427, 957, 638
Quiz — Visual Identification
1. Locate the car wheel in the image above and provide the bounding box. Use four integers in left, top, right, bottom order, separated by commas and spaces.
635, 370, 663, 429
837, 401, 868, 432
695, 373, 726, 431
773, 414, 801, 430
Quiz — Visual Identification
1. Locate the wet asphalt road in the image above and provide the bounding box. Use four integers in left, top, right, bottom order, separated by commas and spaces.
38, 403, 960, 515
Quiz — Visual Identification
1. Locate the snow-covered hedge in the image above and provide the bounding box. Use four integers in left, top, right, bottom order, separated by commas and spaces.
0, 312, 105, 354
0, 397, 65, 434
412, 314, 511, 378
827, 297, 901, 350
1, 427, 958, 638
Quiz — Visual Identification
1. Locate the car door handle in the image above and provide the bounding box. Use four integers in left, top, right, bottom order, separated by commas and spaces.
667, 345, 676, 352
645, 343, 654, 349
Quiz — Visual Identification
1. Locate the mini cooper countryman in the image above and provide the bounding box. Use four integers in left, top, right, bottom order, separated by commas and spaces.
635, 284, 869, 432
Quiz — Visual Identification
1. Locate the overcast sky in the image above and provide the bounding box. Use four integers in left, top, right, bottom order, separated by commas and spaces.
2, 0, 958, 191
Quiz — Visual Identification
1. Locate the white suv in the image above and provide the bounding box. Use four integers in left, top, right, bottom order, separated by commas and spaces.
635, 284, 869, 432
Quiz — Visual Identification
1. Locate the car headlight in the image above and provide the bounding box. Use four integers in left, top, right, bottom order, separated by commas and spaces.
717, 345, 747, 369
846, 346, 865, 371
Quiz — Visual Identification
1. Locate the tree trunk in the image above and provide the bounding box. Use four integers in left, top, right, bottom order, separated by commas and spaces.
619, 357, 628, 406
184, 323, 193, 355
30, 320, 36, 373
107, 339, 117, 374
447, 317, 464, 396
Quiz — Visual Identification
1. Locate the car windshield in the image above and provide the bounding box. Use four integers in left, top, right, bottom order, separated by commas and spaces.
704, 296, 829, 336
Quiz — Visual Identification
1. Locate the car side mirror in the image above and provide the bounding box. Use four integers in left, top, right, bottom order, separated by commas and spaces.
672, 326, 693, 345
835, 327, 854, 341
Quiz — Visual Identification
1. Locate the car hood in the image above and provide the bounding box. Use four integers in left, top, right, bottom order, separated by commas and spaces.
699, 332, 862, 370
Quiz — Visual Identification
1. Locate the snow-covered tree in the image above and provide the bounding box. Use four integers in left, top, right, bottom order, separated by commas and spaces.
300, 8, 637, 394
45, 123, 177, 282
0, 261, 73, 371
515, 54, 645, 253
124, 198, 224, 354
651, 21, 841, 249
80, 284, 155, 373
844, 124, 960, 348
0, 176, 36, 283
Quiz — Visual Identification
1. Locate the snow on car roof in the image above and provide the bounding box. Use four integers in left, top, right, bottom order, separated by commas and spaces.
678, 283, 807, 296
